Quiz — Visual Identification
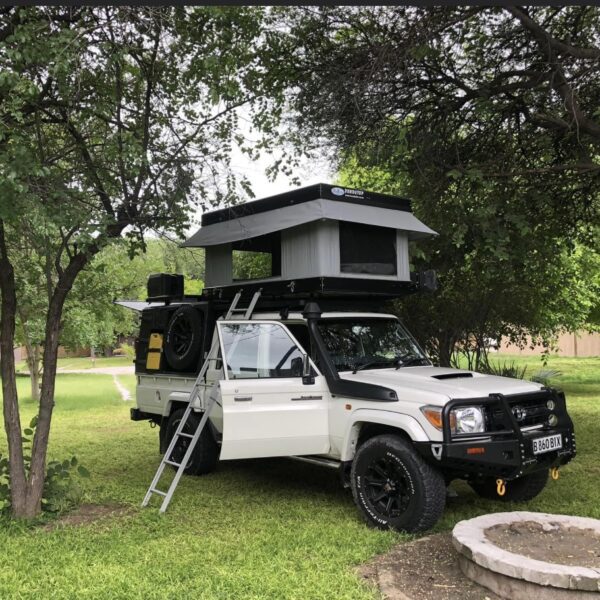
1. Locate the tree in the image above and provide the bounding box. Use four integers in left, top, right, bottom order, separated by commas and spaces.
275, 6, 600, 365
338, 154, 599, 368
0, 6, 276, 518
280, 6, 599, 234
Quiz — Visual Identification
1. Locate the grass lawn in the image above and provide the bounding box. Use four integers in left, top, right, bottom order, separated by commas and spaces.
0, 357, 598, 599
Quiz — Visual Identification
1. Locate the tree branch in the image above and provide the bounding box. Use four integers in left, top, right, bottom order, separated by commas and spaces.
506, 6, 600, 60
508, 6, 600, 143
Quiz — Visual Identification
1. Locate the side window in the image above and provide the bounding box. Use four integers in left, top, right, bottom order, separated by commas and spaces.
219, 322, 305, 379
339, 222, 397, 275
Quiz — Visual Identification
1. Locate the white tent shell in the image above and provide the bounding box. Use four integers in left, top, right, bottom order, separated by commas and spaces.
184, 184, 436, 289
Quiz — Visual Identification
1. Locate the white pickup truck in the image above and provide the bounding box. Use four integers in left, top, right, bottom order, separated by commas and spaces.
132, 301, 576, 533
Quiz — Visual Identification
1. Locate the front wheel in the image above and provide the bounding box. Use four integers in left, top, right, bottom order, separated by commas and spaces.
470, 469, 548, 502
351, 434, 446, 533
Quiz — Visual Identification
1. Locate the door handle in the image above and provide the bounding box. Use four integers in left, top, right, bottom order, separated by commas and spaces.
234, 396, 253, 402
291, 395, 323, 401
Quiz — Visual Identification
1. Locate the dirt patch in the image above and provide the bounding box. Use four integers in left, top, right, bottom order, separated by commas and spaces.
485, 520, 600, 569
42, 503, 132, 531
358, 533, 501, 600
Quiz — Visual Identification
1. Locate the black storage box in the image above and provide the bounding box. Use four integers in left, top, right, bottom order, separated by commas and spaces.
147, 273, 184, 302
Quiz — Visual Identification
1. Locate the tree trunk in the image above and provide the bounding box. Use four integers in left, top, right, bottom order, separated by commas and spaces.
437, 331, 456, 368
24, 341, 41, 403
0, 221, 29, 516
23, 253, 90, 518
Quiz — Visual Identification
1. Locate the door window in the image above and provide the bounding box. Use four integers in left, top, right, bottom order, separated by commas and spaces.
219, 322, 305, 379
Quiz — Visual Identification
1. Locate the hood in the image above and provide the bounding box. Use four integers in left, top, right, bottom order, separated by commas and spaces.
340, 366, 542, 405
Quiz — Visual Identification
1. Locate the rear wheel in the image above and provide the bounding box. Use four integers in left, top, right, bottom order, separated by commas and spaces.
351, 434, 446, 533
165, 408, 219, 476
470, 469, 548, 502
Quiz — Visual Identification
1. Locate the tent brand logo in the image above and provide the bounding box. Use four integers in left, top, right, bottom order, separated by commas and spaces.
331, 187, 365, 198
345, 188, 364, 197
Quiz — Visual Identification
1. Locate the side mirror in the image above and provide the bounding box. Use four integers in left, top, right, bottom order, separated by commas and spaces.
302, 352, 315, 385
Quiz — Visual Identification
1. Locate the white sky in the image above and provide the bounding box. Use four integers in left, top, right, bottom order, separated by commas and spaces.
228, 142, 333, 201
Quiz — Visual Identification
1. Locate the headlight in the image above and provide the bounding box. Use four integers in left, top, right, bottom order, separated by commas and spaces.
420, 405, 486, 434
452, 406, 485, 434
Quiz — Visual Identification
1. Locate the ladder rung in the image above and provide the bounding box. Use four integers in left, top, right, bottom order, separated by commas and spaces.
164, 460, 181, 467
178, 432, 194, 439
150, 488, 167, 497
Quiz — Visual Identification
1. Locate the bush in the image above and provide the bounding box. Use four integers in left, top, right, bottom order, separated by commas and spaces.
117, 343, 135, 360
478, 360, 528, 380
0, 416, 89, 514
531, 369, 562, 387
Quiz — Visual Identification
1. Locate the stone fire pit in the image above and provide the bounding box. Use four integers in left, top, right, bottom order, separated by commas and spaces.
452, 512, 600, 599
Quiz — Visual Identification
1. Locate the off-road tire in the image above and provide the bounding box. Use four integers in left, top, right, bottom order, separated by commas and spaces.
470, 469, 549, 502
164, 305, 203, 372
351, 434, 446, 533
165, 408, 219, 476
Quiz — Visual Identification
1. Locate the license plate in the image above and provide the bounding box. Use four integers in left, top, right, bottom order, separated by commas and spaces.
532, 434, 562, 455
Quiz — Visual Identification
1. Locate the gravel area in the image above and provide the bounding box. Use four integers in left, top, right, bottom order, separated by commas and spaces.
485, 520, 600, 569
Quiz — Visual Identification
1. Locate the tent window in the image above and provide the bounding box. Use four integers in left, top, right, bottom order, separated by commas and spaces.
339, 222, 396, 275
232, 232, 281, 280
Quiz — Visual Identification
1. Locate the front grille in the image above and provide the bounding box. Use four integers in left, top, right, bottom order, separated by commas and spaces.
487, 391, 551, 432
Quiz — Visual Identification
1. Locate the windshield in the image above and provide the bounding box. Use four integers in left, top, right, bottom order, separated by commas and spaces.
318, 318, 430, 373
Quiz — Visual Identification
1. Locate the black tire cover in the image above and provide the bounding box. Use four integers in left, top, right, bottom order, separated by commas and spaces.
164, 306, 203, 371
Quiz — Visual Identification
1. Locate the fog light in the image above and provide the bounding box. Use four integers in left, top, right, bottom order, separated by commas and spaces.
548, 414, 558, 427
547, 399, 556, 411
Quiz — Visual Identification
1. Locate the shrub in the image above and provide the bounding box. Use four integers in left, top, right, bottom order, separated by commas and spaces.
0, 416, 89, 514
478, 360, 528, 380
118, 343, 135, 360
531, 369, 562, 387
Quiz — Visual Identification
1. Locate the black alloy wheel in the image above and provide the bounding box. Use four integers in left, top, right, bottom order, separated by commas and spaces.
164, 306, 203, 371
363, 456, 413, 519
351, 434, 446, 533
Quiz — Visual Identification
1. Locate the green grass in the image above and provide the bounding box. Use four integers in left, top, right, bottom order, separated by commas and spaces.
0, 358, 599, 599
16, 356, 132, 373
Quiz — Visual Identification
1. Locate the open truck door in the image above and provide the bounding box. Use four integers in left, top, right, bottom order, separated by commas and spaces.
217, 321, 330, 460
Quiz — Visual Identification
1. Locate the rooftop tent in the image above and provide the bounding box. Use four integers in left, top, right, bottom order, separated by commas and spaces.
184, 183, 436, 294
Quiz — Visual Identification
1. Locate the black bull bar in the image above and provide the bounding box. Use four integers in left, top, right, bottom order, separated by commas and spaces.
416, 389, 576, 480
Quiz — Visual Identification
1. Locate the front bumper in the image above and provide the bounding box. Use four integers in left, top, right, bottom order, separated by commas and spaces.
414, 389, 576, 480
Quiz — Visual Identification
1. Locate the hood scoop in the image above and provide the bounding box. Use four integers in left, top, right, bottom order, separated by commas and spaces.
432, 372, 474, 380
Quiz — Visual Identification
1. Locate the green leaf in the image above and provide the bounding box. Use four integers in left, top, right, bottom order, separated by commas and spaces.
77, 465, 90, 478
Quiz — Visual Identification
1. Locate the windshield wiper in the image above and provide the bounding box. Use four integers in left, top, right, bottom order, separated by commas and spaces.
353, 358, 395, 374
395, 356, 430, 369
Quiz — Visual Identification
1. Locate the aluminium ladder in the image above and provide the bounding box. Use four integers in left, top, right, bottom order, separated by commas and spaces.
142, 289, 262, 513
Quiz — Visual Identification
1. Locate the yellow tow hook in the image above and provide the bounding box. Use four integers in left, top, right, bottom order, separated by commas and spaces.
496, 478, 506, 497
551, 467, 560, 480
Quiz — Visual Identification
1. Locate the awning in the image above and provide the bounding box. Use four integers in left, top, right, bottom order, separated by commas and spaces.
183, 198, 436, 247
114, 300, 165, 312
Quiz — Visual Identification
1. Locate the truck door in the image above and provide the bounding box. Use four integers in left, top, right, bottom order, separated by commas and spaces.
217, 321, 330, 460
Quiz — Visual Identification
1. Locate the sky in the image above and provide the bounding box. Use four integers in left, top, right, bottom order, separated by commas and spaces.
228, 142, 333, 201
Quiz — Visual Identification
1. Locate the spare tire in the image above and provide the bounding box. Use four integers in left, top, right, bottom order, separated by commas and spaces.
164, 306, 203, 371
